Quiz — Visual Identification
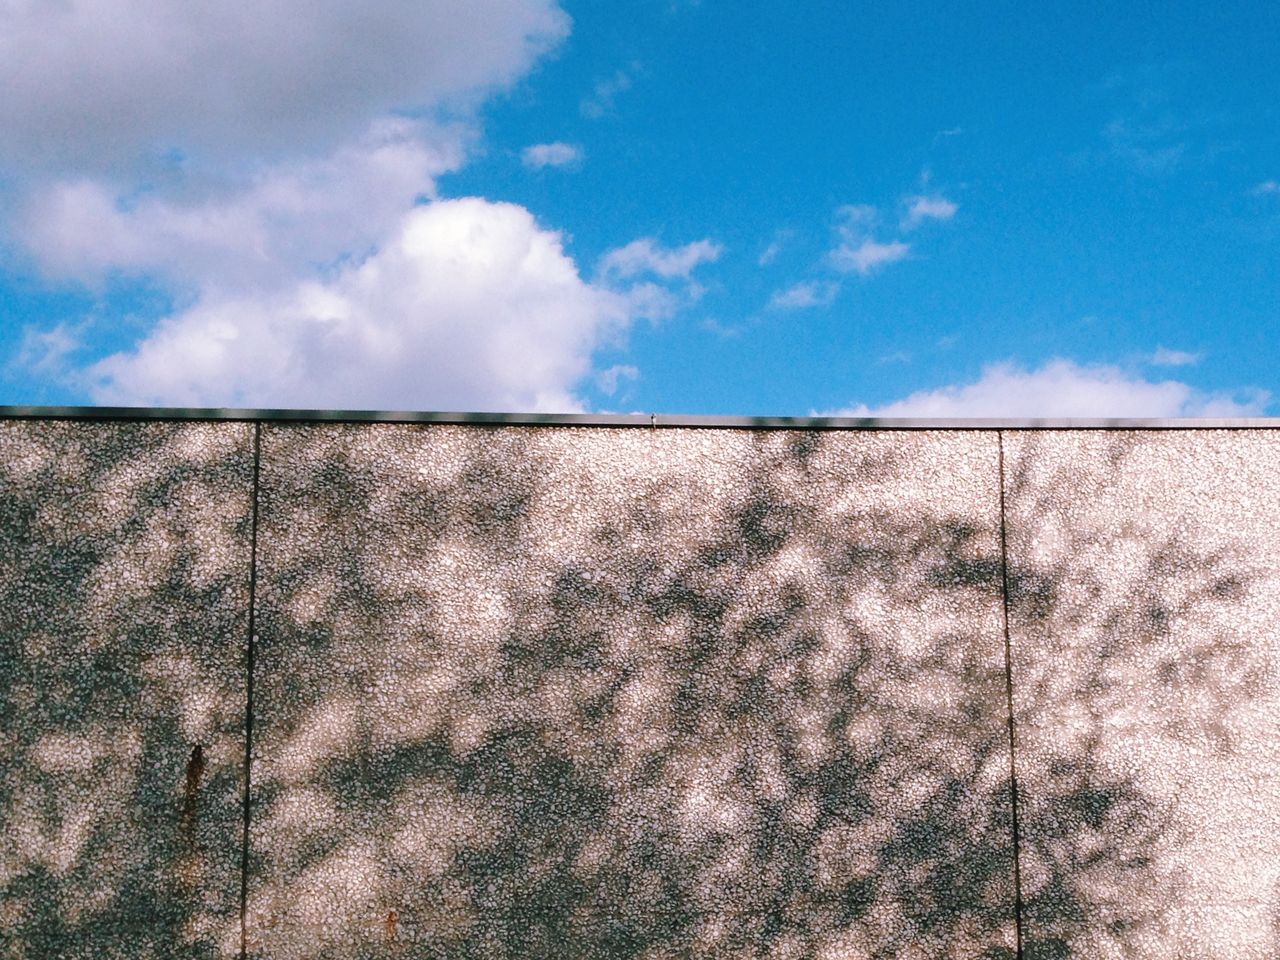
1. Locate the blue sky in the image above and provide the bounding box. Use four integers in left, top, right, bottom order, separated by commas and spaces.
1, 0, 1277, 416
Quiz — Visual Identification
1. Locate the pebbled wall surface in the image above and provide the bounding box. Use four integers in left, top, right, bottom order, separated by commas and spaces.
2, 417, 1279, 959
0, 421, 254, 959
1002, 431, 1280, 960
246, 425, 1012, 958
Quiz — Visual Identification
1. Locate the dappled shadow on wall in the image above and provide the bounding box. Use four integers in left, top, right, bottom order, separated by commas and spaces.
0, 421, 254, 959
2, 421, 1273, 959
247, 425, 1015, 958
1004, 432, 1279, 960
243, 424, 1273, 959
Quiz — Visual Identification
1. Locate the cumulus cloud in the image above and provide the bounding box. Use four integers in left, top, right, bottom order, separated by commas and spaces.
21, 118, 466, 290
521, 142, 582, 169
901, 195, 957, 229
3, 1, 670, 414
0, 0, 568, 173
598, 238, 722, 280
85, 199, 629, 412
828, 359, 1269, 418
768, 281, 838, 310
3, 1, 724, 413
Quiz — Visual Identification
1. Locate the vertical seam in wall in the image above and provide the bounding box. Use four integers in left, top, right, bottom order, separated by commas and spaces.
997, 429, 1026, 959
239, 422, 262, 960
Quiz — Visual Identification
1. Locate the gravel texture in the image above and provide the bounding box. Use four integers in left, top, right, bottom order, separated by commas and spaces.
0, 420, 254, 959
1003, 431, 1280, 959
14, 420, 1275, 958
246, 424, 1014, 959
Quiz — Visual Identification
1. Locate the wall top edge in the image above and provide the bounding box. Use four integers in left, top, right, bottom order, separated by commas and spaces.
3, 405, 1280, 431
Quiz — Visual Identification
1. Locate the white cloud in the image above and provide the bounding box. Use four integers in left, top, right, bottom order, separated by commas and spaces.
521, 142, 582, 169
598, 238, 722, 280
756, 229, 794, 267
590, 239, 721, 326
828, 359, 1269, 418
829, 240, 910, 275
6, 0, 674, 415
21, 118, 466, 290
0, 0, 568, 174
1253, 180, 1280, 196
84, 199, 629, 412
827, 203, 912, 275
10, 324, 82, 380
768, 281, 837, 310
1149, 346, 1200, 367
835, 204, 879, 228
1097, 71, 1189, 177
595, 364, 639, 396
580, 66, 638, 119
901, 195, 957, 229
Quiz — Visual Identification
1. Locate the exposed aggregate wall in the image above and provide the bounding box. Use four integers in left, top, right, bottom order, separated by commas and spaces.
1, 420, 254, 958
1, 419, 1278, 958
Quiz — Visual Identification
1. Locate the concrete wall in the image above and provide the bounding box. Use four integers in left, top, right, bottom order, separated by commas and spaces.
2, 417, 1278, 958
1, 420, 253, 959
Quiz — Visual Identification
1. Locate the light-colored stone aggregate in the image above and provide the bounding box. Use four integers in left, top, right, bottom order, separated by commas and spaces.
0, 420, 254, 959
1004, 431, 1280, 959
247, 425, 1015, 958
18, 420, 1277, 957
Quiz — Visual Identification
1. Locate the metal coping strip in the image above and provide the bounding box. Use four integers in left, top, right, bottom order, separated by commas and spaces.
3, 405, 1280, 430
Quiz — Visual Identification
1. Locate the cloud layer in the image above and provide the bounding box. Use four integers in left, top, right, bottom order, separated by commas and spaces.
832, 360, 1268, 418
21, 118, 465, 290
0, 0, 568, 173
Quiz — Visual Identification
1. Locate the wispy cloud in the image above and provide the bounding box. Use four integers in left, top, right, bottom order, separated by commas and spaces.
1096, 66, 1191, 176
521, 141, 582, 169
699, 318, 741, 339
825, 359, 1268, 418
768, 281, 837, 310
823, 192, 953, 276
581, 65, 639, 119
595, 364, 639, 396
598, 237, 722, 280
595, 237, 722, 323
1104, 117, 1186, 174
1148, 346, 1200, 367
758, 242, 781, 266
9, 323, 82, 380
827, 205, 908, 275
901, 195, 957, 230
830, 239, 910, 275
876, 351, 911, 366
1253, 180, 1279, 196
